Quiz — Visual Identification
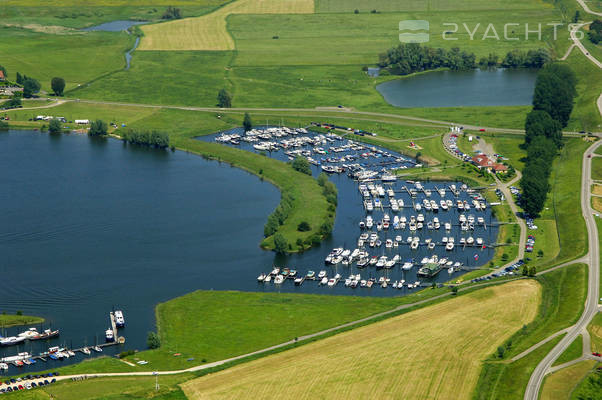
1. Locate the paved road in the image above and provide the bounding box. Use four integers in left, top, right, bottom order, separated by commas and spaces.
524, 140, 602, 399
569, 23, 602, 68
576, 0, 602, 16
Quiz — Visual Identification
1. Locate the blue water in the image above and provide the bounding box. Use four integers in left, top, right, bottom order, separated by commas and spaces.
376, 68, 537, 108
82, 20, 146, 32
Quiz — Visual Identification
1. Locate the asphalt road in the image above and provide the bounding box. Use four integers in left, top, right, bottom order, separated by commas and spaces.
524, 140, 602, 399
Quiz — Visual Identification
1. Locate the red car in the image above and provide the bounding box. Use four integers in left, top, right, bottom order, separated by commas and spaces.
479, 128, 486, 132
593, 352, 601, 357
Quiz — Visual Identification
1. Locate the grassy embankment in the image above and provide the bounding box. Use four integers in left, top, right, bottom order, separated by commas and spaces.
540, 360, 598, 400
181, 281, 540, 400
0, 314, 44, 328
473, 263, 588, 399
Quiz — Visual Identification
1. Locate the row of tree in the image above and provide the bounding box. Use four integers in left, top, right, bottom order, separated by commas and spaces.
376, 44, 550, 76
14, 72, 65, 97
121, 129, 170, 148
520, 64, 577, 217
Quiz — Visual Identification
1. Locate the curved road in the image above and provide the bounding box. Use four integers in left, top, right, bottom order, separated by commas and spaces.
524, 140, 601, 399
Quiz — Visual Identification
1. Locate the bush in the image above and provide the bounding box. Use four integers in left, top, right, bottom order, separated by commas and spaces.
89, 119, 108, 136
147, 332, 160, 349
297, 221, 311, 232
48, 118, 62, 134
292, 156, 312, 175
119, 350, 135, 358
51, 77, 65, 96
122, 129, 170, 148
273, 233, 288, 254
0, 121, 8, 131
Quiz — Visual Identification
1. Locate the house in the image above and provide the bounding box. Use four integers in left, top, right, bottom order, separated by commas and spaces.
471, 155, 495, 172
0, 70, 5, 81
493, 163, 509, 174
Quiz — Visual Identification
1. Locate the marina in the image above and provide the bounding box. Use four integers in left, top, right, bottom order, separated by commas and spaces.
204, 126, 500, 291
2, 129, 498, 372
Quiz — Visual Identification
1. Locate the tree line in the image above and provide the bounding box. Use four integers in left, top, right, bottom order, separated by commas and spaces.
121, 129, 170, 148
520, 63, 576, 217
376, 43, 549, 76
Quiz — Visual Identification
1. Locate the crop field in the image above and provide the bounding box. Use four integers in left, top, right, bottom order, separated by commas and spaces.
139, 0, 314, 51
540, 360, 597, 400
0, 27, 131, 90
181, 280, 540, 400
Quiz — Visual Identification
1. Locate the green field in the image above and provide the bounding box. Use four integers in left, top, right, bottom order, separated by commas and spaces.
593, 157, 602, 181
0, 314, 44, 328
315, 0, 554, 12
0, 0, 230, 28
0, 28, 132, 91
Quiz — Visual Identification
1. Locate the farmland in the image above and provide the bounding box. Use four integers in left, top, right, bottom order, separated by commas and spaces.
181, 280, 540, 400
139, 0, 315, 51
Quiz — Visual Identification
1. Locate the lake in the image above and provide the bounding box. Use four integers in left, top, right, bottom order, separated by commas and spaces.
376, 68, 538, 108
82, 20, 146, 32
1, 129, 497, 372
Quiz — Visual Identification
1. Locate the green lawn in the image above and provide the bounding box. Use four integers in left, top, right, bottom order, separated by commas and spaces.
0, 27, 133, 91
570, 366, 602, 400
564, 51, 602, 132
0, 314, 44, 328
552, 334, 583, 366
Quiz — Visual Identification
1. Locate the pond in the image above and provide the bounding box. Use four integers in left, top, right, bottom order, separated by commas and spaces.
1, 128, 497, 373
82, 20, 146, 32
376, 68, 538, 108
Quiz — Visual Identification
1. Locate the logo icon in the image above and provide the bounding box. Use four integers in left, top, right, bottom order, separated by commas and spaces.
399, 20, 429, 43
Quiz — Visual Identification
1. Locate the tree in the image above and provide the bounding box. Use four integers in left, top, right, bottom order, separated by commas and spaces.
297, 221, 311, 232
217, 89, 232, 108
273, 233, 288, 254
16, 72, 23, 85
528, 266, 537, 277
243, 112, 252, 132
162, 6, 182, 19
263, 214, 279, 237
317, 172, 328, 187
4, 91, 22, 108
48, 118, 62, 134
525, 110, 563, 148
522, 266, 529, 276
23, 77, 41, 98
147, 332, 161, 349
497, 346, 505, 358
89, 119, 108, 136
51, 77, 66, 96
573, 10, 580, 23
450, 286, 458, 295
292, 156, 312, 175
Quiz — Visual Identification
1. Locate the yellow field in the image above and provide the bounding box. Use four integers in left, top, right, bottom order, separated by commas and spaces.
593, 196, 602, 213
592, 184, 602, 196
540, 360, 596, 400
139, 0, 314, 51
182, 280, 540, 400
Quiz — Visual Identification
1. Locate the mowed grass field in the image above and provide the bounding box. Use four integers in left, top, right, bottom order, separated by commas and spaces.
139, 0, 314, 51
181, 280, 540, 400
